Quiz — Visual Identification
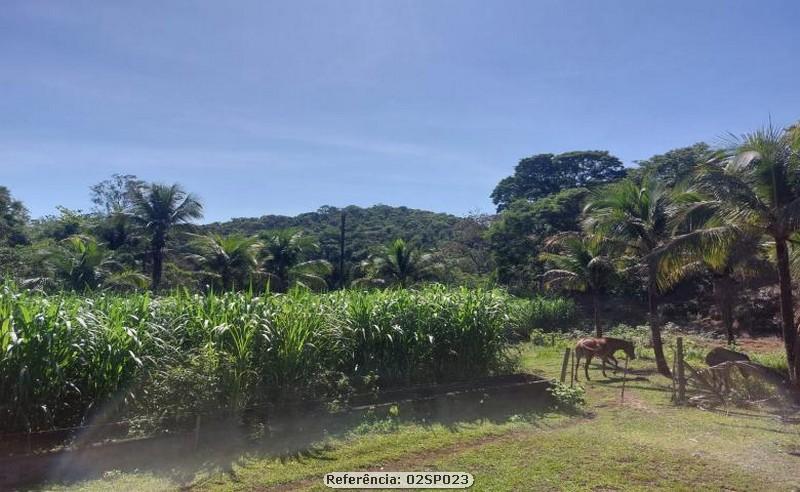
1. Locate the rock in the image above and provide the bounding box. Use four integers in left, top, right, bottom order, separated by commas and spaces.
705, 346, 750, 367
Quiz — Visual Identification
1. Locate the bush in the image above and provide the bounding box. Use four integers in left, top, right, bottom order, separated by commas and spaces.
547, 382, 586, 410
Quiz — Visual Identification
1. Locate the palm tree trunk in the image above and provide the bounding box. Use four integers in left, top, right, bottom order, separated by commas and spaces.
795, 337, 800, 388
648, 262, 671, 377
592, 291, 602, 337
339, 211, 346, 289
221, 270, 230, 291
151, 248, 163, 293
774, 238, 798, 383
277, 269, 289, 293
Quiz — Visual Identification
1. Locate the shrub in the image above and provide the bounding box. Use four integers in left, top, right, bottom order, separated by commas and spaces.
547, 382, 586, 410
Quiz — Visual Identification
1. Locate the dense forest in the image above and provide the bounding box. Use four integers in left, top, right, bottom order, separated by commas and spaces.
1, 123, 799, 381
204, 204, 465, 283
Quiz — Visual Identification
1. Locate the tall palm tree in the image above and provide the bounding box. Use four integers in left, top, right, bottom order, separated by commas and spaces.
584, 176, 672, 376
188, 233, 260, 291
358, 239, 442, 288
540, 232, 615, 337
259, 230, 332, 292
130, 183, 203, 292
693, 125, 800, 382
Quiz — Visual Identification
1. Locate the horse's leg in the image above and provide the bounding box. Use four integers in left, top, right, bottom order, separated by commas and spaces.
601, 357, 608, 377
574, 352, 581, 381
584, 354, 592, 381
608, 354, 620, 372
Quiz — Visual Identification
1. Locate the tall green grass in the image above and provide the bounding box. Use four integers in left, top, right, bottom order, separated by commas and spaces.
0, 283, 540, 433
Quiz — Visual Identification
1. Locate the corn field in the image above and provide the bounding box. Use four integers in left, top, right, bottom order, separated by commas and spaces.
0, 283, 569, 433
512, 296, 578, 339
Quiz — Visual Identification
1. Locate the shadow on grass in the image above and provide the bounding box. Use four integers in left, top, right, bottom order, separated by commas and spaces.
591, 376, 650, 384
22, 387, 556, 490
572, 367, 656, 386
711, 421, 798, 435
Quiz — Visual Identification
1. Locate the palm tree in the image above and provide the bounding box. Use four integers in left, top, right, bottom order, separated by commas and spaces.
259, 230, 332, 292
46, 235, 148, 292
188, 233, 260, 291
693, 125, 800, 382
47, 235, 113, 291
540, 232, 615, 337
130, 183, 203, 292
658, 223, 766, 345
584, 176, 672, 376
358, 239, 441, 288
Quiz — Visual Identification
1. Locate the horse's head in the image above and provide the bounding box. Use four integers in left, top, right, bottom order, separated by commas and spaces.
623, 340, 636, 360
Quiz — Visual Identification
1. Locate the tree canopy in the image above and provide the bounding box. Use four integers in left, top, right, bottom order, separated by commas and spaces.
630, 143, 712, 186
488, 188, 589, 291
491, 151, 625, 211
0, 186, 29, 246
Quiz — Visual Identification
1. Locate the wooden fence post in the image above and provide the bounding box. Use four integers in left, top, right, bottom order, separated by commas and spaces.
676, 337, 686, 405
671, 348, 677, 401
560, 348, 570, 383
570, 348, 576, 387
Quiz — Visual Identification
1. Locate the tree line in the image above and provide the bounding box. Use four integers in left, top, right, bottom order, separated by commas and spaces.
0, 178, 480, 294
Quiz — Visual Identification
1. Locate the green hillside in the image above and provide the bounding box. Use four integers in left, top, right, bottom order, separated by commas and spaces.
203, 204, 465, 264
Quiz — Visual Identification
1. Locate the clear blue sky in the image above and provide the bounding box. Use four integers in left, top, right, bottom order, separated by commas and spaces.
1, 1, 798, 222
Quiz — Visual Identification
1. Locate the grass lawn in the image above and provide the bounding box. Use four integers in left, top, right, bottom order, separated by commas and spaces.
42, 335, 800, 492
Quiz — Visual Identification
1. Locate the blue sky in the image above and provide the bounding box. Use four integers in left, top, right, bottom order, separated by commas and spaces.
1, 1, 798, 222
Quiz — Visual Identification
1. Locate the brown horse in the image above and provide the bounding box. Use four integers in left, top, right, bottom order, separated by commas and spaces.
574, 337, 636, 380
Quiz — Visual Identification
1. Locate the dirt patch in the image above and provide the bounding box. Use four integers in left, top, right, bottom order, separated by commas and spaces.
734, 336, 785, 353
693, 335, 784, 354
618, 394, 654, 413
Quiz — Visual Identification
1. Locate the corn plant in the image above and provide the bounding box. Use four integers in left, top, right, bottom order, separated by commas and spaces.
0, 282, 556, 433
